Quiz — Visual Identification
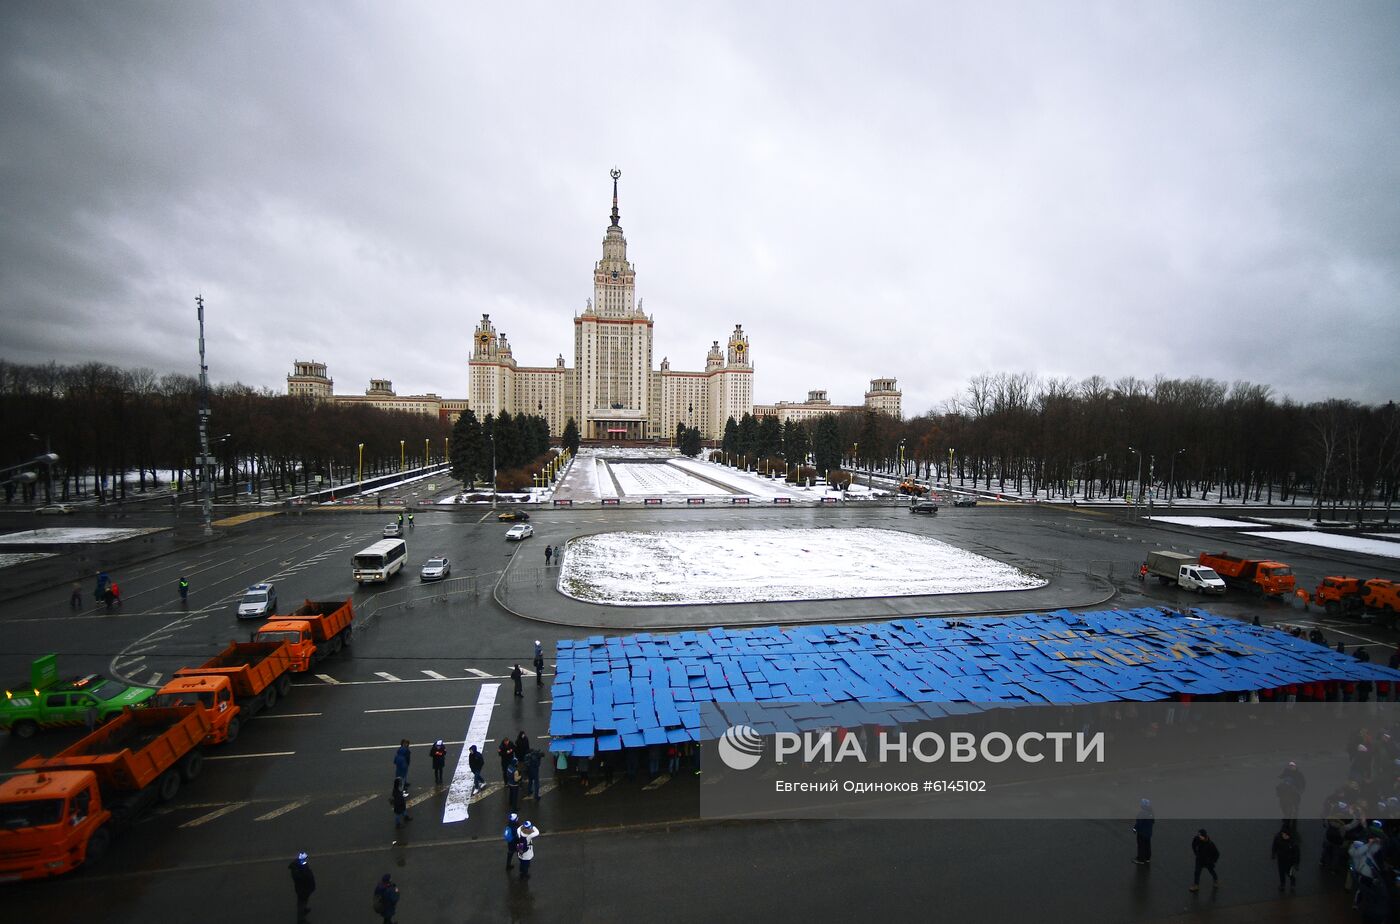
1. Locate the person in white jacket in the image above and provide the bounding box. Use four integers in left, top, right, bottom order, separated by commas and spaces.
517, 820, 541, 881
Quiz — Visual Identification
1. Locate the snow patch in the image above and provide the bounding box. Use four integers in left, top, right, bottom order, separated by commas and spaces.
1241, 532, 1400, 560
0, 527, 166, 545
1145, 516, 1259, 528
558, 527, 1046, 605
0, 552, 58, 569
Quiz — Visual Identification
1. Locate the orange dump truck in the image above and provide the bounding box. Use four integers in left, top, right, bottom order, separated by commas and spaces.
253, 598, 354, 672
1198, 552, 1296, 597
1313, 577, 1366, 617
155, 640, 296, 744
0, 705, 211, 881
1363, 580, 1400, 624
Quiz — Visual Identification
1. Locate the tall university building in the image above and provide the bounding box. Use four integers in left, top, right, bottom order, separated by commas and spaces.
291, 170, 898, 437
469, 169, 751, 441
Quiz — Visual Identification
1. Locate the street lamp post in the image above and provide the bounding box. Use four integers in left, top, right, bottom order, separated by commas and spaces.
399, 440, 405, 473
491, 430, 497, 510
357, 443, 365, 487
898, 440, 905, 478
1167, 448, 1185, 506
1128, 446, 1143, 519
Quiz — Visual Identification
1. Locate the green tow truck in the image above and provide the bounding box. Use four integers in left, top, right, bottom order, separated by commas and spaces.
1, 655, 155, 739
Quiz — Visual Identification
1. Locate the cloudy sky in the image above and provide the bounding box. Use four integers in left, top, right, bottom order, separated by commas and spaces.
2, 2, 1397, 413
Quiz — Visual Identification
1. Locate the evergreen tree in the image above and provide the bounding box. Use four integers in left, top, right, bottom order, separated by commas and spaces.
813, 414, 842, 475
858, 411, 882, 470
757, 415, 782, 458
737, 413, 759, 459
495, 410, 524, 469
722, 417, 738, 455
783, 419, 810, 464
675, 421, 686, 447
680, 425, 703, 457
562, 418, 580, 455
481, 414, 497, 483
448, 409, 486, 486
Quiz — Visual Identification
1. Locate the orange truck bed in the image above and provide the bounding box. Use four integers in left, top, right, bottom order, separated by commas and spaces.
17, 706, 210, 792
285, 599, 354, 643
173, 640, 293, 697
1198, 552, 1296, 596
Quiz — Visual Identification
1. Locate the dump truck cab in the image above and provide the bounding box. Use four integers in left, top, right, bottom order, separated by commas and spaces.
0, 770, 109, 881
1363, 580, 1400, 622
1256, 563, 1296, 596
252, 623, 314, 671
1314, 576, 1366, 616
154, 676, 238, 744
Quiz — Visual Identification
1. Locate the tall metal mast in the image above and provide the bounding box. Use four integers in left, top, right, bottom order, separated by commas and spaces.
196, 295, 214, 536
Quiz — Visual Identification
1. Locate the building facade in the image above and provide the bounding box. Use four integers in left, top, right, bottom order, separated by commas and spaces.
286, 362, 468, 424
753, 379, 903, 424
469, 170, 753, 441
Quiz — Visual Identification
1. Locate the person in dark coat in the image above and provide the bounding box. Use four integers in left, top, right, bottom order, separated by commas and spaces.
391, 778, 411, 828
373, 873, 400, 924
503, 812, 520, 870
1271, 826, 1300, 890
430, 739, 447, 787
498, 737, 516, 780
393, 739, 411, 786
468, 744, 485, 793
1133, 798, 1155, 864
1277, 761, 1306, 828
1189, 829, 1220, 891
511, 664, 524, 697
516, 730, 530, 758
1359, 873, 1390, 924
288, 851, 315, 923
506, 758, 521, 811
534, 647, 546, 686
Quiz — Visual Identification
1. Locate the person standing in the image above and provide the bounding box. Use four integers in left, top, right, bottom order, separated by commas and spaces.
525, 747, 542, 800
511, 664, 523, 697
468, 744, 485, 793
178, 576, 189, 604
430, 739, 447, 787
288, 851, 315, 923
517, 820, 540, 880
391, 778, 411, 828
1277, 762, 1306, 829
373, 873, 400, 924
545, 545, 552, 566
506, 758, 521, 811
394, 739, 411, 786
94, 571, 109, 603
1271, 826, 1300, 891
69, 583, 83, 610
498, 737, 516, 781
1189, 829, 1220, 891
503, 813, 520, 870
516, 730, 530, 757
534, 645, 546, 686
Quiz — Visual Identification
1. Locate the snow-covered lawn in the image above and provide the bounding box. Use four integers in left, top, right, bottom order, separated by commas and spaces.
670, 458, 812, 500
1145, 516, 1259, 528
0, 552, 58, 569
1241, 531, 1400, 560
558, 527, 1046, 605
0, 527, 166, 545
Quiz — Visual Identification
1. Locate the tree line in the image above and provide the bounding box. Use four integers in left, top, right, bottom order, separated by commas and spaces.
448, 409, 555, 492
0, 359, 451, 503
722, 373, 1398, 520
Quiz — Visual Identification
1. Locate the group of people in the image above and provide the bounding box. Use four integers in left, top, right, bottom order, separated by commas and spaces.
543, 544, 562, 566
71, 571, 193, 611
498, 730, 545, 809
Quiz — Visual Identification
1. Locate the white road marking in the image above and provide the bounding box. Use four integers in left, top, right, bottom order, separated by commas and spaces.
257, 712, 321, 719
468, 782, 503, 805
365, 704, 474, 714
465, 668, 497, 679
148, 672, 163, 686
254, 797, 311, 821
325, 794, 378, 816
643, 773, 672, 791
374, 671, 402, 682
536, 781, 559, 798
422, 670, 449, 680
585, 780, 616, 797
406, 789, 436, 809
341, 740, 466, 753
444, 683, 499, 824
314, 674, 340, 684
180, 803, 245, 827
206, 750, 296, 760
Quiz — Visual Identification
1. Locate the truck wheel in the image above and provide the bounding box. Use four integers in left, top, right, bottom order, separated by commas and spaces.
225, 716, 241, 743
181, 750, 204, 782
264, 685, 278, 710
12, 720, 37, 739
85, 825, 112, 864
157, 769, 181, 802
277, 675, 292, 698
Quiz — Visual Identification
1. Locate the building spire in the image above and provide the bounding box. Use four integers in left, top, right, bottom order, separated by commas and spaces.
609, 167, 621, 228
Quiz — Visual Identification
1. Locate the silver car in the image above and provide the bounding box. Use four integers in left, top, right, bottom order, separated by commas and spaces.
420, 557, 451, 582
237, 582, 277, 619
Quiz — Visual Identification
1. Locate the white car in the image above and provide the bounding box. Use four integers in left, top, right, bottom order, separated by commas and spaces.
420, 557, 451, 581
384, 522, 404, 538
505, 524, 534, 541
34, 504, 74, 515
237, 582, 277, 620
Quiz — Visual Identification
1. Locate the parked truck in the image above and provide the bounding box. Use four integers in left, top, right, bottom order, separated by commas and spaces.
155, 640, 296, 744
1146, 551, 1227, 594
1198, 552, 1296, 597
1, 655, 154, 739
252, 598, 354, 672
0, 705, 211, 881
1362, 580, 1400, 624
